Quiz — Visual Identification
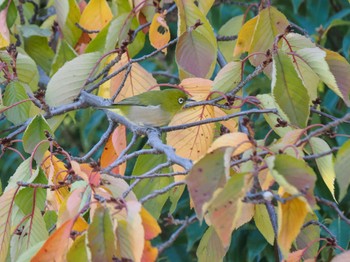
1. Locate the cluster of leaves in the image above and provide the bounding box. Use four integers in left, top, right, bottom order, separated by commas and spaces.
0, 0, 350, 261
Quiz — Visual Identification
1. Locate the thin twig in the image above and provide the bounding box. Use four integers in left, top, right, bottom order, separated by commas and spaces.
316, 197, 350, 226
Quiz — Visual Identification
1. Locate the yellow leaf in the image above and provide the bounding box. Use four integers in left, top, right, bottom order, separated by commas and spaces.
0, 5, 10, 48
213, 106, 238, 132
180, 78, 213, 100
277, 192, 308, 257
140, 207, 161, 240
79, 0, 113, 39
149, 13, 170, 54
109, 54, 158, 102
254, 204, 275, 245
208, 132, 252, 155
233, 16, 258, 56
141, 240, 158, 262
167, 105, 215, 174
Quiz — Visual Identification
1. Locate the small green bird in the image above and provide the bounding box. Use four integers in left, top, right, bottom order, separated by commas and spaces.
102, 89, 191, 127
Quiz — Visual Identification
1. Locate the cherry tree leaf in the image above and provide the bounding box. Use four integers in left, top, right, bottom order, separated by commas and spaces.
212, 61, 242, 94
332, 250, 350, 262
196, 226, 227, 262
79, 0, 113, 39
254, 204, 274, 245
0, 3, 10, 48
66, 234, 88, 262
272, 50, 310, 128
277, 192, 308, 257
149, 13, 170, 54
46, 52, 102, 107
140, 207, 161, 240
335, 139, 350, 201
88, 205, 116, 261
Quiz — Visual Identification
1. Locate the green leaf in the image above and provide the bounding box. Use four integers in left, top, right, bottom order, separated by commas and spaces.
45, 52, 101, 107
306, 138, 336, 200
16, 53, 40, 92
54, 0, 81, 46
335, 139, 350, 201
67, 234, 88, 262
43, 211, 57, 232
5, 158, 33, 192
196, 226, 227, 262
87, 206, 116, 261
268, 155, 316, 206
50, 40, 77, 77
272, 50, 310, 127
218, 15, 244, 62
132, 144, 170, 219
212, 61, 242, 94
254, 204, 274, 245
22, 115, 52, 163
3, 81, 31, 125
186, 148, 228, 221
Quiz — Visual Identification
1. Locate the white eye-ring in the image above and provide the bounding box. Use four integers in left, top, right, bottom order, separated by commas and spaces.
178, 97, 185, 104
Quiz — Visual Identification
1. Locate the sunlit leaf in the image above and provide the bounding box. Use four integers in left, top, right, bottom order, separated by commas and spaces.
254, 204, 274, 246
140, 207, 161, 240
307, 138, 336, 200
233, 16, 258, 57
208, 132, 252, 155
149, 13, 170, 54
31, 218, 75, 261
79, 0, 113, 39
335, 139, 350, 201
277, 192, 308, 257
272, 50, 310, 128
212, 61, 242, 94
109, 54, 158, 102
23, 115, 52, 163
180, 77, 212, 100
0, 4, 10, 48
141, 240, 158, 262
196, 226, 227, 262
88, 205, 116, 261
46, 52, 102, 107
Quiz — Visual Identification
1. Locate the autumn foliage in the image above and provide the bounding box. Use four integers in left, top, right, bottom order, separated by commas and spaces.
1, 0, 350, 261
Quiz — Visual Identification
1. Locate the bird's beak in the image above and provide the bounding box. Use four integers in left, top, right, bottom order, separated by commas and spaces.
187, 98, 196, 102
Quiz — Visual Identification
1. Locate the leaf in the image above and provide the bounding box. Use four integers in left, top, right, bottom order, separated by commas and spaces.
79, 0, 113, 39
212, 61, 242, 94
31, 218, 75, 262
5, 158, 32, 192
196, 226, 227, 262
109, 53, 158, 102
141, 240, 158, 262
0, 4, 10, 48
99, 173, 137, 201
115, 201, 144, 262
180, 78, 212, 100
22, 115, 52, 163
50, 40, 77, 77
233, 15, 258, 57
140, 207, 161, 240
218, 15, 243, 61
272, 50, 310, 128
88, 205, 116, 261
248, 6, 290, 67
295, 213, 320, 260
277, 192, 308, 257
325, 50, 350, 106
285, 249, 306, 262
269, 155, 317, 207
149, 13, 170, 54
174, 0, 217, 79
67, 234, 88, 262
196, 0, 214, 16
16, 53, 40, 91
186, 148, 228, 221
307, 138, 336, 200
335, 139, 350, 201
332, 250, 350, 262
257, 94, 294, 137
176, 30, 217, 78
100, 125, 127, 175
54, 0, 81, 46
45, 52, 101, 107
204, 173, 254, 248
167, 106, 215, 172
3, 81, 31, 125
208, 132, 252, 155
254, 204, 274, 246
0, 188, 18, 262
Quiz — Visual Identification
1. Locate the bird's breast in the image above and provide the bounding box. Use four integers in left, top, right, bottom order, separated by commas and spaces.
125, 105, 172, 127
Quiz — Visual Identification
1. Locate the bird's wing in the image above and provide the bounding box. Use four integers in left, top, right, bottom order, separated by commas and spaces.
116, 91, 163, 107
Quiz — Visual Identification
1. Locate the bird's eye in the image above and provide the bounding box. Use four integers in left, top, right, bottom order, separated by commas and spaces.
178, 97, 185, 104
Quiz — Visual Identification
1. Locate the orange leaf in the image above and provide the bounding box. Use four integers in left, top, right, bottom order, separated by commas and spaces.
208, 132, 252, 155
109, 54, 158, 102
285, 248, 307, 262
277, 192, 308, 257
79, 0, 113, 39
100, 126, 127, 175
31, 219, 75, 262
179, 78, 213, 100
140, 207, 161, 240
149, 13, 170, 54
141, 240, 158, 262
71, 161, 101, 187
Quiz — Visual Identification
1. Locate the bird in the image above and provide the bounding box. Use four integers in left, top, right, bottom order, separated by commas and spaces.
100, 89, 192, 127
